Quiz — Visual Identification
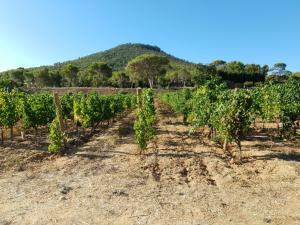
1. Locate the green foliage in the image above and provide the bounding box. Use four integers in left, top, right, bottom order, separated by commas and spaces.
273, 62, 287, 70
278, 78, 300, 134
257, 79, 300, 135
188, 76, 227, 130
211, 90, 254, 145
0, 43, 195, 89
75, 93, 107, 128
60, 64, 79, 86
21, 93, 55, 129
74, 92, 135, 129
213, 60, 266, 84
9, 68, 25, 86
160, 89, 192, 123
165, 66, 192, 87
259, 83, 282, 122
134, 89, 156, 151
48, 118, 63, 152
56, 43, 179, 71
210, 60, 226, 66
0, 88, 135, 147
34, 68, 52, 87
126, 54, 169, 88
0, 90, 19, 129
61, 93, 74, 120
162, 79, 254, 158
0, 44, 272, 88
77, 62, 113, 87
110, 71, 130, 88
161, 75, 300, 158
0, 80, 16, 91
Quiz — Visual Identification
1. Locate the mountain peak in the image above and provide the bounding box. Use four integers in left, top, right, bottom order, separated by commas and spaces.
109, 43, 162, 52
53, 43, 184, 71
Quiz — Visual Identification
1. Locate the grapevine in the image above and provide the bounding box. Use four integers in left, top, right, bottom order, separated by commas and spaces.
134, 89, 156, 152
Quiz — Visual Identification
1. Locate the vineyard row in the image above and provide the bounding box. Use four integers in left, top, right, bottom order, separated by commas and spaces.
0, 90, 136, 152
160, 77, 300, 160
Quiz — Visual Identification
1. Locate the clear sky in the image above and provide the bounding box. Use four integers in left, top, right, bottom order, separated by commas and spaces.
0, 0, 299, 72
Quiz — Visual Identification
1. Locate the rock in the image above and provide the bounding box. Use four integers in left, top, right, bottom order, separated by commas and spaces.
112, 189, 128, 197
60, 185, 72, 195
263, 218, 272, 223
59, 196, 67, 201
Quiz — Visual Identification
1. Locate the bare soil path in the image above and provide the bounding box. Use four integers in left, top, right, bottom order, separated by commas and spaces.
0, 102, 299, 225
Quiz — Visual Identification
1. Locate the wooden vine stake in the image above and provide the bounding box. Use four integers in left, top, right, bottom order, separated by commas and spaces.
0, 128, 3, 145
10, 127, 13, 141
53, 93, 66, 150
223, 137, 228, 152
136, 87, 142, 110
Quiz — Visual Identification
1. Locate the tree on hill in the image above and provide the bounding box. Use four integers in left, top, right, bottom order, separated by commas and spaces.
89, 62, 112, 78
10, 68, 25, 86
24, 70, 35, 87
110, 71, 130, 88
224, 61, 245, 75
210, 60, 226, 67
191, 64, 216, 86
87, 62, 112, 87
49, 70, 62, 87
262, 65, 269, 75
165, 65, 192, 87
60, 64, 79, 86
273, 62, 287, 70
34, 68, 52, 87
126, 54, 169, 88
245, 64, 262, 84
268, 62, 291, 77
76, 62, 113, 87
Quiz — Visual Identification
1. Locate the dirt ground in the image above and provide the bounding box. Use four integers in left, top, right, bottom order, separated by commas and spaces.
0, 102, 299, 225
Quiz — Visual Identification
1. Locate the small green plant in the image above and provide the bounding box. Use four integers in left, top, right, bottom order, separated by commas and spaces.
48, 118, 63, 152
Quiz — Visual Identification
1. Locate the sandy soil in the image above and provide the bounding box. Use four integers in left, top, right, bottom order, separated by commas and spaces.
0, 102, 299, 225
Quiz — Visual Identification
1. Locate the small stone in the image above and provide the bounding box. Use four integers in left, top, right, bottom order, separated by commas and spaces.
112, 189, 128, 197
263, 218, 272, 223
59, 196, 67, 201
60, 185, 72, 194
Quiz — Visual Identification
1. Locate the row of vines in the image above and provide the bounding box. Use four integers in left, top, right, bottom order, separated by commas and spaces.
134, 89, 156, 152
160, 76, 300, 160
0, 89, 135, 152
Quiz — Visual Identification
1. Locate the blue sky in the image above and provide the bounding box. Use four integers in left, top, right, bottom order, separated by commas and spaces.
0, 0, 299, 72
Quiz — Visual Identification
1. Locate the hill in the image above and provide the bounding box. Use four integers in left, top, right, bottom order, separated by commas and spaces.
51, 43, 190, 71
0, 43, 195, 88
0, 43, 268, 88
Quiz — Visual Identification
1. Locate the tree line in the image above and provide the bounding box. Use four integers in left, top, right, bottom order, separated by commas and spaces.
0, 53, 295, 89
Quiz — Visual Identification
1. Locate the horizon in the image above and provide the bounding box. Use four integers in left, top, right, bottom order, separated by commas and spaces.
1, 0, 299, 72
